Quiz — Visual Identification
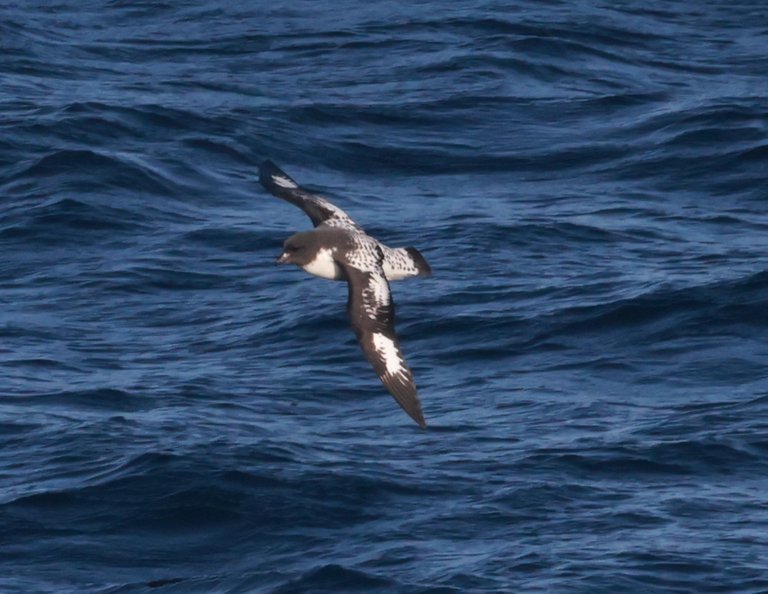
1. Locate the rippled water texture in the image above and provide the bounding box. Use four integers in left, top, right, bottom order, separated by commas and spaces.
2, 1, 768, 593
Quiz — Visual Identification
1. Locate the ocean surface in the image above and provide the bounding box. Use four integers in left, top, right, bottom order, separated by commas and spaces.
2, 1, 768, 592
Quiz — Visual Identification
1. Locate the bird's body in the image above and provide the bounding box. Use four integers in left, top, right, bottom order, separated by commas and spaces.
300, 244, 342, 280
260, 160, 431, 428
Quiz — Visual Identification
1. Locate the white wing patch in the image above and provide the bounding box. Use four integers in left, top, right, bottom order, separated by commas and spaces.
273, 174, 298, 189
369, 274, 389, 317
372, 332, 405, 377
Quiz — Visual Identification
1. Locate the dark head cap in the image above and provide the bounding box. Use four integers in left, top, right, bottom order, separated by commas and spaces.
275, 231, 317, 266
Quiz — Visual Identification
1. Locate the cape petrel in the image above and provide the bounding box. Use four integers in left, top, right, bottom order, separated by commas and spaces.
260, 160, 431, 428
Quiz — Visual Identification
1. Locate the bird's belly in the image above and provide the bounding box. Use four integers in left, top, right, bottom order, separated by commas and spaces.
302, 249, 344, 280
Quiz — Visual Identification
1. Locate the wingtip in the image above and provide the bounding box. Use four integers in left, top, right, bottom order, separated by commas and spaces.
259, 160, 299, 192
259, 159, 276, 172
406, 400, 428, 429
258, 159, 281, 181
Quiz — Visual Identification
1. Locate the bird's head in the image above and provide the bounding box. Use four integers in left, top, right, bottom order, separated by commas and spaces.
275, 231, 314, 267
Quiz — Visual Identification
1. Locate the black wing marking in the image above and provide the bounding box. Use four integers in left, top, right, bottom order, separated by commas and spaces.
259, 160, 361, 232
338, 249, 427, 429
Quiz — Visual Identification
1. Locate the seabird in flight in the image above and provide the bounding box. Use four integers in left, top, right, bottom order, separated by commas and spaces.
260, 160, 431, 428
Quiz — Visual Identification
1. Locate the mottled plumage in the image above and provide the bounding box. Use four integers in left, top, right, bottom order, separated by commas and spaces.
262, 161, 430, 428
260, 160, 431, 281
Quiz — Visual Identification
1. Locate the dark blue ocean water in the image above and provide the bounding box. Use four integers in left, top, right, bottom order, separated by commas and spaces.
2, 1, 768, 592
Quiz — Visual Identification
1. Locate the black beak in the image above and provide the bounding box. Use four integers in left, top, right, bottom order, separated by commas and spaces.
275, 252, 290, 265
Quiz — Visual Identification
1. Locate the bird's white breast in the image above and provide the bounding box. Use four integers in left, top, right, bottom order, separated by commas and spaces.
302, 248, 343, 280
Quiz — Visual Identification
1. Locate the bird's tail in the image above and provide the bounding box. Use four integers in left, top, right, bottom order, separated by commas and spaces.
382, 247, 432, 281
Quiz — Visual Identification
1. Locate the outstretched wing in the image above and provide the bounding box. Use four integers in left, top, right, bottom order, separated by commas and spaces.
259, 160, 362, 233
338, 244, 426, 428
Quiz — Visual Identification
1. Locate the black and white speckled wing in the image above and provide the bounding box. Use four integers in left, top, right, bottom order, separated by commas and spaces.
259, 160, 362, 233
338, 240, 426, 428
381, 246, 432, 281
